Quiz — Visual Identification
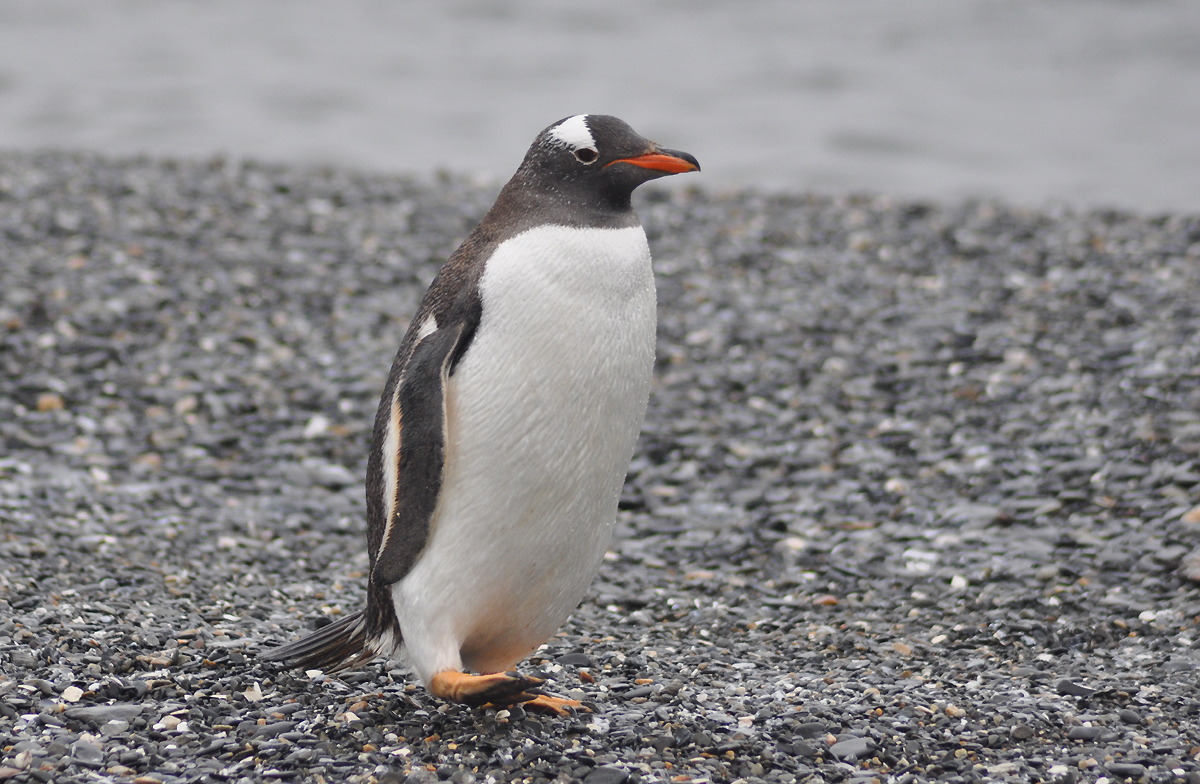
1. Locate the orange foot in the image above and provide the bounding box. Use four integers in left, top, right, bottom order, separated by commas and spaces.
521, 694, 590, 717
429, 670, 542, 707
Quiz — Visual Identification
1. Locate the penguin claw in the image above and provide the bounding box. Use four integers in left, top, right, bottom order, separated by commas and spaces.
427, 670, 587, 716
520, 694, 590, 717
505, 670, 544, 687
429, 670, 543, 707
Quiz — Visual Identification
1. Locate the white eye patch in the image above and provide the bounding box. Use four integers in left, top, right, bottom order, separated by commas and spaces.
548, 115, 594, 150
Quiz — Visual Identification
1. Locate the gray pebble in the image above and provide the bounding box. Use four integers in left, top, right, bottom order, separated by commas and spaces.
794, 721, 828, 739
787, 740, 819, 758
583, 766, 629, 784
10, 650, 37, 668
1055, 679, 1095, 697
1118, 709, 1142, 725
65, 704, 144, 725
1066, 725, 1103, 741
1106, 762, 1146, 778
70, 740, 105, 767
1011, 724, 1036, 740
252, 720, 296, 738
829, 737, 874, 760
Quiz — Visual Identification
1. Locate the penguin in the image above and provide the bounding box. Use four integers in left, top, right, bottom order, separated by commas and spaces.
263, 115, 699, 714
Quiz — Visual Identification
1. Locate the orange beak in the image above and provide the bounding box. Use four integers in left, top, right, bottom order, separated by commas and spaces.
606, 150, 700, 174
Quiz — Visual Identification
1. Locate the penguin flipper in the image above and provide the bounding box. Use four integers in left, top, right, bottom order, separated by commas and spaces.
371, 322, 468, 587
264, 317, 471, 675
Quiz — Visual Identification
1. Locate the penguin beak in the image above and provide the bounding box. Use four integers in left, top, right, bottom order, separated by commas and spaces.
607, 147, 700, 174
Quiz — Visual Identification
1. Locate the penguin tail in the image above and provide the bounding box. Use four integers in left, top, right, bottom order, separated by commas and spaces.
260, 611, 380, 674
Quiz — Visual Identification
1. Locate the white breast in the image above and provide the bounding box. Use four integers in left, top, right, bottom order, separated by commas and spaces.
392, 224, 656, 684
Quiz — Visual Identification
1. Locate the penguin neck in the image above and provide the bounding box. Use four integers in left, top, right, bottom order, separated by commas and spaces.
484, 170, 641, 236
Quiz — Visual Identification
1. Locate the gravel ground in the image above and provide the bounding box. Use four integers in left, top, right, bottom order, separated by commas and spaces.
3, 150, 1200, 784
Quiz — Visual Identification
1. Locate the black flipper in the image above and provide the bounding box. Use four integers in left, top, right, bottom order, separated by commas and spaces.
262, 322, 470, 673
372, 322, 466, 586
263, 167, 489, 676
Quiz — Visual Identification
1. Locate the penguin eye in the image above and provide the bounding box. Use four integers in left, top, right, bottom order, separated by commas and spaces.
574, 147, 598, 164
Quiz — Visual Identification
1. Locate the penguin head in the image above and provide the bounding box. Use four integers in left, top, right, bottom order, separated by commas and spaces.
518, 114, 699, 211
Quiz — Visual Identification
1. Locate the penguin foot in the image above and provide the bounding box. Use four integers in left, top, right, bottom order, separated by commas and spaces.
520, 694, 590, 717
429, 670, 543, 707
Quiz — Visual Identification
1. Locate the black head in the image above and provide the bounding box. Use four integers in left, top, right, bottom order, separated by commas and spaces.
501, 115, 699, 223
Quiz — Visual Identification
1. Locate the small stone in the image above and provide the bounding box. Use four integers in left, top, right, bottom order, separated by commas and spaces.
66, 704, 143, 726
405, 770, 438, 784
1106, 762, 1145, 778
71, 740, 105, 768
794, 722, 827, 739
1118, 709, 1142, 725
583, 766, 629, 784
156, 715, 181, 731
11, 650, 36, 668
556, 653, 593, 667
1161, 656, 1195, 672
786, 740, 818, 758
1011, 724, 1035, 740
375, 772, 406, 784
253, 721, 296, 738
60, 685, 84, 703
1035, 564, 1061, 581
36, 393, 64, 412
1067, 726, 1102, 741
100, 719, 129, 736
305, 460, 356, 489
829, 737, 874, 760
1180, 548, 1200, 582
1055, 679, 1094, 697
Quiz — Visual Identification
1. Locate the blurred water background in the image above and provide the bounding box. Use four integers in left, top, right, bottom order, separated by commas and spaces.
1, 0, 1198, 211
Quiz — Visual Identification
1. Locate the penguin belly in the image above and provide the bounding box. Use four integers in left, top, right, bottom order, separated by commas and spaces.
391, 224, 657, 686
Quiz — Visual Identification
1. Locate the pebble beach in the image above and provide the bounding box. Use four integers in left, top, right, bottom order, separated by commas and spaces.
3, 150, 1200, 784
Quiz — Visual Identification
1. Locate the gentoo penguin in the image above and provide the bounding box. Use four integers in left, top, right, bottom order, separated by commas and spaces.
263, 115, 698, 714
